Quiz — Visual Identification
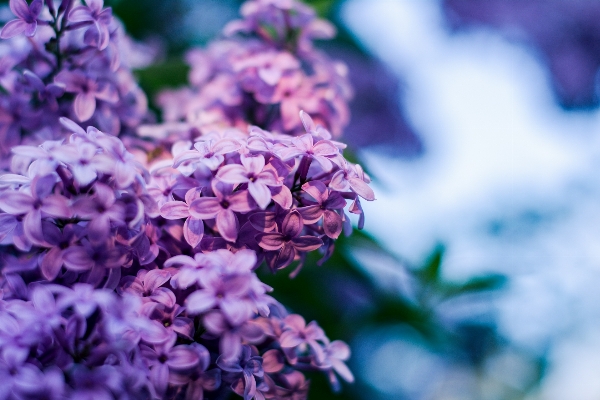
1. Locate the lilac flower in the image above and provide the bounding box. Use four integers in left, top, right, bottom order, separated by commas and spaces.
217, 345, 264, 400
68, 0, 113, 50
159, 188, 205, 248
329, 160, 375, 201
314, 340, 354, 392
256, 210, 323, 270
22, 70, 65, 110
185, 271, 254, 326
54, 283, 113, 317
189, 181, 255, 242
55, 71, 119, 122
141, 335, 200, 397
0, 174, 70, 245
61, 239, 127, 275
204, 312, 265, 362
278, 133, 339, 171
72, 182, 125, 244
216, 154, 281, 209
119, 269, 171, 301
173, 138, 241, 171
280, 314, 326, 364
298, 180, 346, 239
0, 0, 43, 39
40, 223, 83, 280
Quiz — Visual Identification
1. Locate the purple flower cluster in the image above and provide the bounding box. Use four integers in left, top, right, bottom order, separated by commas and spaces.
151, 110, 374, 274
0, 0, 149, 158
0, 1, 370, 399
151, 0, 351, 140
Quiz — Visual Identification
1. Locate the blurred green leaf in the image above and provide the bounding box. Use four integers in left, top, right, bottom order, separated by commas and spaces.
134, 59, 190, 109
418, 244, 444, 284
442, 274, 507, 298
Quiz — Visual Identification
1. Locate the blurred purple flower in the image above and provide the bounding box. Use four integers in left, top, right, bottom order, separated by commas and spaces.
55, 71, 118, 122
0, 0, 43, 39
68, 0, 113, 50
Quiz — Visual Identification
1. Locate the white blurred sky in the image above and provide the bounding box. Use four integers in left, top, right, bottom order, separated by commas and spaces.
342, 0, 600, 397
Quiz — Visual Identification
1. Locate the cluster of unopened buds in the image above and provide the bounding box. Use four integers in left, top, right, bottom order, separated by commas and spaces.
0, 0, 373, 399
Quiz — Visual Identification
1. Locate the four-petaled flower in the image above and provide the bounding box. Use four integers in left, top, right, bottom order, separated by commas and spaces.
256, 210, 323, 270
0, 0, 42, 39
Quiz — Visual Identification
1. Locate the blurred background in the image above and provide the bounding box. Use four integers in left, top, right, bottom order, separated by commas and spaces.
85, 0, 600, 398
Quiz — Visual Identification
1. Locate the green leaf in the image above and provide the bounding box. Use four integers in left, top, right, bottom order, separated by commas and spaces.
443, 274, 507, 298
418, 245, 444, 284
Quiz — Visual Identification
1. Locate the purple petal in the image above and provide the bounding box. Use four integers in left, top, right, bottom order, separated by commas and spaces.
255, 233, 284, 251
348, 177, 375, 201
59, 117, 86, 135
186, 290, 217, 315
40, 247, 63, 281
228, 191, 255, 213
275, 244, 296, 269
329, 170, 350, 192
248, 212, 277, 232
149, 287, 176, 308
74, 92, 96, 121
184, 217, 204, 248
312, 140, 339, 156
32, 174, 56, 199
0, 192, 33, 214
95, 81, 118, 102
281, 211, 303, 238
302, 180, 327, 203
68, 6, 94, 22
243, 370, 257, 399
216, 209, 239, 242
248, 182, 271, 210
41, 195, 71, 219
167, 346, 200, 371
0, 19, 28, 41
255, 169, 279, 186
241, 154, 265, 175
86, 214, 110, 244
0, 214, 17, 241
160, 201, 189, 219
203, 312, 228, 335
220, 331, 242, 363
270, 185, 292, 209
324, 192, 347, 209
291, 236, 323, 252
292, 135, 313, 152
29, 0, 43, 16
297, 205, 323, 224
313, 155, 333, 172
150, 363, 169, 397
211, 138, 241, 155
87, 0, 104, 12
299, 110, 316, 134
23, 21, 36, 36
22, 70, 44, 91
323, 210, 343, 239
62, 246, 93, 271
9, 0, 29, 19
144, 269, 171, 291
332, 359, 354, 383
280, 331, 304, 348
220, 298, 252, 326
262, 349, 284, 373
189, 198, 221, 219
96, 23, 110, 51
216, 164, 248, 184
23, 209, 44, 244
